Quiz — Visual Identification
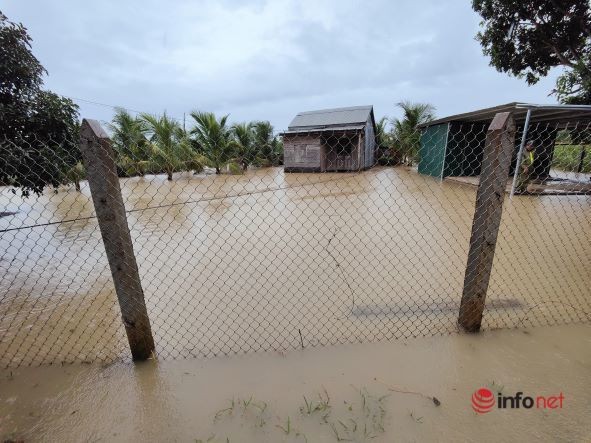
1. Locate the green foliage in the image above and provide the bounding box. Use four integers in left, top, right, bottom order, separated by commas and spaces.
551, 130, 590, 173
108, 110, 283, 179
140, 112, 205, 180
109, 109, 153, 176
375, 116, 401, 166
375, 117, 390, 150
554, 57, 591, 104
252, 121, 283, 167
552, 144, 590, 172
230, 122, 258, 171
0, 11, 80, 196
228, 121, 283, 171
0, 11, 45, 128
391, 101, 435, 166
227, 162, 243, 175
473, 0, 591, 104
190, 111, 235, 174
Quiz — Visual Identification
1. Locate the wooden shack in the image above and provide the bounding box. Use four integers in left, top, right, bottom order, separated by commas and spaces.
283, 105, 377, 172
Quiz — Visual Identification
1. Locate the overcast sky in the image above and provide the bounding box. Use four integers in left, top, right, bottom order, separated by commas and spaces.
4, 0, 561, 130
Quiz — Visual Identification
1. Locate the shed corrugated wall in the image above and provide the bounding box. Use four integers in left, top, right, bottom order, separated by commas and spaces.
418, 123, 449, 178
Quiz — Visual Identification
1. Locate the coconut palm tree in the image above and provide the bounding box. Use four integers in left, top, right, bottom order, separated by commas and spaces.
252, 121, 282, 166
140, 112, 204, 180
190, 111, 234, 174
391, 101, 435, 166
231, 122, 258, 171
108, 109, 151, 176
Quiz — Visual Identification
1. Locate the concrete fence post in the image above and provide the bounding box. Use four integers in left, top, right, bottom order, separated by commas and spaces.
79, 119, 155, 360
458, 112, 516, 332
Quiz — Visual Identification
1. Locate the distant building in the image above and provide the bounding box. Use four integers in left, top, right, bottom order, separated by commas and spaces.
282, 105, 377, 172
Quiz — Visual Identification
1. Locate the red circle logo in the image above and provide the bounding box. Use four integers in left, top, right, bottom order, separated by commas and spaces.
472, 388, 495, 414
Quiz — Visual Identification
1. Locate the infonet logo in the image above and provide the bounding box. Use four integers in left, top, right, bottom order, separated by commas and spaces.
471, 388, 565, 414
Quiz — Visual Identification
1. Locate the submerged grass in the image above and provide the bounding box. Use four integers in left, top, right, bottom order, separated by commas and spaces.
300, 388, 331, 416
201, 386, 401, 442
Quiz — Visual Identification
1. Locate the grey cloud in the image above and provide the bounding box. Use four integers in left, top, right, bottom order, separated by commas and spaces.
3, 0, 560, 130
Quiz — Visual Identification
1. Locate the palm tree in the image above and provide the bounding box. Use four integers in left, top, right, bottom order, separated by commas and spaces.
190, 111, 234, 174
108, 109, 151, 176
252, 121, 282, 166
391, 101, 435, 166
375, 116, 398, 165
376, 117, 389, 147
231, 123, 258, 171
140, 112, 204, 180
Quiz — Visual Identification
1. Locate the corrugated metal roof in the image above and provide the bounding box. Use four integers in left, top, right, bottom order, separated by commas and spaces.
420, 102, 591, 128
282, 124, 365, 135
288, 105, 373, 130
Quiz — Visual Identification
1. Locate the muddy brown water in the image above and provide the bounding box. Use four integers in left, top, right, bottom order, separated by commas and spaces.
1, 324, 590, 442
1, 166, 590, 367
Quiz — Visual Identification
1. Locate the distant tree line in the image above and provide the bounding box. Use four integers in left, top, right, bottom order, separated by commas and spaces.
0, 10, 283, 197
108, 109, 283, 180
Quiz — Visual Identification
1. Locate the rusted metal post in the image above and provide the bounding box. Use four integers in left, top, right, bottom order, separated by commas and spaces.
458, 112, 516, 332
79, 119, 155, 360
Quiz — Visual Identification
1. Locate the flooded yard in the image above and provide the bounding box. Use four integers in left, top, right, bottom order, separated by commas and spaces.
1, 323, 590, 442
1, 166, 590, 367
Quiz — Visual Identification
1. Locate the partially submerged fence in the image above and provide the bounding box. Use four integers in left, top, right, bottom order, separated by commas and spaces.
1, 110, 590, 367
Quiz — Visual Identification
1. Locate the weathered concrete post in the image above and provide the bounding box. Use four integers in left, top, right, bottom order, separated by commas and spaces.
79, 119, 155, 360
458, 112, 516, 332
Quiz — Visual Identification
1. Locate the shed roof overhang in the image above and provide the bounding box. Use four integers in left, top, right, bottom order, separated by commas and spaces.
419, 103, 591, 128
281, 124, 365, 135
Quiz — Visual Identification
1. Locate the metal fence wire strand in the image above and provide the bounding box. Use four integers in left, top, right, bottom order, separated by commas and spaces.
1, 111, 590, 368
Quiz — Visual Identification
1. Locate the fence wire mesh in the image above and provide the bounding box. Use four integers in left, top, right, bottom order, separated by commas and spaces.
1, 110, 590, 368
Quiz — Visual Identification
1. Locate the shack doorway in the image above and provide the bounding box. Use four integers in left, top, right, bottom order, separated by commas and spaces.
322, 133, 359, 171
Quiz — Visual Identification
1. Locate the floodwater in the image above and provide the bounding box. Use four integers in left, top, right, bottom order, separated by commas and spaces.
1, 324, 590, 442
0, 166, 590, 367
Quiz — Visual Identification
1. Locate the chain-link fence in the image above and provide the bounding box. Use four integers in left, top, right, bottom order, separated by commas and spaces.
1, 107, 590, 368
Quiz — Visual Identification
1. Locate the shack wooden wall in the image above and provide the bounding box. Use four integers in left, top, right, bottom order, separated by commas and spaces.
324, 133, 360, 171
283, 135, 322, 172
284, 123, 376, 173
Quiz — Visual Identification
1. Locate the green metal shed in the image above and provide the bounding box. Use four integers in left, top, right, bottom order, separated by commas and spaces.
418, 122, 488, 178
417, 103, 591, 180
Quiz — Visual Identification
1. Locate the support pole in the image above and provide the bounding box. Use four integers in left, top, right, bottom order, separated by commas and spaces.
79, 119, 155, 360
509, 108, 532, 198
577, 147, 586, 174
458, 112, 516, 332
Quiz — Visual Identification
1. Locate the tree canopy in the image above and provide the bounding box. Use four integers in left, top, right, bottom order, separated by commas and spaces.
190, 111, 235, 174
473, 0, 591, 104
140, 112, 205, 180
391, 101, 435, 166
0, 11, 80, 196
